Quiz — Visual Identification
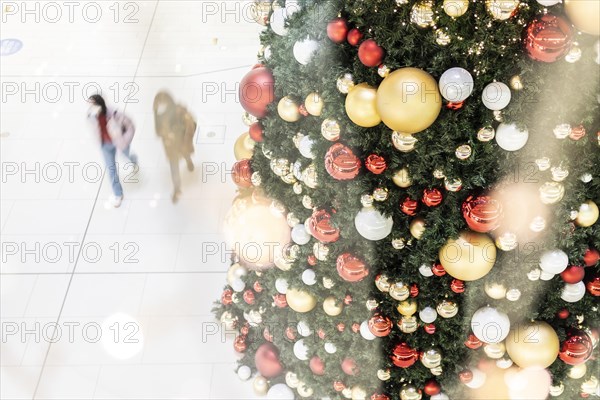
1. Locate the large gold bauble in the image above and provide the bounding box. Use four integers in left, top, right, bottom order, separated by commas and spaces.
392, 168, 412, 188
397, 300, 418, 316
575, 200, 599, 227
345, 83, 381, 128
278, 96, 301, 122
234, 132, 255, 160
443, 0, 469, 17
564, 0, 600, 36
323, 296, 343, 316
305, 92, 324, 116
505, 321, 559, 368
286, 288, 317, 313
485, 0, 519, 20
376, 68, 441, 134
439, 231, 496, 281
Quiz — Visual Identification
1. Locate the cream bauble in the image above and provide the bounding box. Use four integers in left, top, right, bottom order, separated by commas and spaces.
345, 83, 381, 128
575, 200, 599, 227
278, 97, 301, 122
323, 296, 343, 316
234, 132, 256, 160
505, 321, 559, 368
286, 288, 317, 313
439, 231, 496, 281
305, 92, 324, 116
392, 168, 412, 188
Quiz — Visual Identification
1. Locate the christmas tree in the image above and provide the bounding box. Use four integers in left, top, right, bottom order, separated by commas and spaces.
215, 0, 600, 399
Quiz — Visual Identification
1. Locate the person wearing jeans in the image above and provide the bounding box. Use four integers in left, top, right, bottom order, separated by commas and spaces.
88, 94, 136, 208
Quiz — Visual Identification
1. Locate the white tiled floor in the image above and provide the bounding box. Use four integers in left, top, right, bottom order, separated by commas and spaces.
1, 1, 262, 398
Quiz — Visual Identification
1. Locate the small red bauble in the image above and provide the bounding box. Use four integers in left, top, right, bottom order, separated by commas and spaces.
243, 289, 255, 305
347, 28, 363, 46
337, 323, 346, 332
344, 294, 353, 305
232, 159, 253, 188
221, 289, 233, 305
432, 263, 446, 277
451, 279, 465, 293
263, 327, 273, 342
368, 313, 393, 337
285, 327, 297, 341
308, 209, 340, 243
465, 333, 483, 349
333, 381, 346, 392
559, 329, 593, 365
298, 104, 309, 117
249, 122, 264, 142
583, 248, 600, 266
424, 379, 441, 396
233, 335, 247, 353
401, 197, 419, 216
253, 281, 263, 292
581, 393, 590, 398
371, 394, 390, 400
325, 143, 361, 181
462, 195, 503, 232
586, 276, 600, 296
327, 17, 349, 43
570, 125, 586, 140
410, 283, 419, 297
318, 329, 326, 339
240, 324, 250, 336
307, 255, 317, 266
391, 343, 418, 368
557, 308, 570, 319
459, 369, 473, 384
446, 101, 464, 110
337, 253, 369, 282
352, 323, 360, 333
425, 324, 436, 334
365, 154, 387, 174
273, 294, 288, 308
358, 39, 384, 67
561, 265, 585, 284
422, 188, 443, 207
310, 356, 326, 375
341, 358, 359, 375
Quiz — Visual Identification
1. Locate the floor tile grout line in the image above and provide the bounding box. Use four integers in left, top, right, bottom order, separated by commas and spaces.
31, 2, 161, 396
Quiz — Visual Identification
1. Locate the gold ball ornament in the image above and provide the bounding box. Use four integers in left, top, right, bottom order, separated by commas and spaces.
568, 363, 587, 379
277, 97, 301, 122
297, 382, 314, 398
485, 282, 507, 299
376, 68, 442, 134
323, 296, 343, 316
484, 342, 506, 359
443, 0, 469, 17
510, 75, 523, 91
564, 0, 600, 36
345, 83, 381, 128
234, 132, 256, 160
286, 288, 317, 313
439, 231, 496, 281
389, 282, 410, 301
253, 375, 269, 396
397, 300, 418, 316
575, 200, 599, 227
505, 321, 559, 368
321, 119, 341, 141
398, 316, 418, 333
392, 168, 412, 188
485, 0, 519, 20
377, 369, 391, 381
305, 92, 324, 116
351, 386, 367, 400
410, 1, 435, 28
410, 217, 426, 240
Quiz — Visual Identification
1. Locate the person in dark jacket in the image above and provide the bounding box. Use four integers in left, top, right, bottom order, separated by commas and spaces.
153, 91, 196, 203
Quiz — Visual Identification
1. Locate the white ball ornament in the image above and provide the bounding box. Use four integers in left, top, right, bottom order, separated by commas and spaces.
431, 394, 450, 400
275, 278, 289, 294
298, 136, 315, 159
237, 365, 252, 381
419, 264, 434, 277
270, 8, 288, 36
285, 0, 301, 16
293, 39, 319, 65
231, 278, 245, 292
301, 269, 317, 285
482, 82, 511, 110
471, 306, 510, 344
539, 249, 569, 274
536, 0, 560, 5
419, 307, 438, 323
495, 123, 529, 151
267, 383, 295, 400
297, 320, 312, 337
439, 67, 474, 102
354, 206, 393, 241
324, 342, 337, 354
561, 281, 586, 302
465, 368, 487, 389
360, 321, 377, 340
293, 339, 309, 360
292, 224, 311, 245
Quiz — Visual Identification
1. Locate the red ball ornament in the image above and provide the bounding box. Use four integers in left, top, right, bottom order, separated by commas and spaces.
425, 324, 436, 334
344, 294, 353, 305
432, 263, 446, 277
298, 104, 309, 117
263, 327, 273, 342
557, 308, 570, 319
523, 14, 574, 63
570, 125, 586, 140
561, 265, 585, 284
253, 281, 263, 293
424, 379, 441, 396
465, 333, 483, 349
410, 283, 419, 297
310, 356, 326, 375
243, 289, 255, 305
327, 17, 349, 43
239, 67, 275, 118
368, 314, 393, 337
347, 28, 363, 46
308, 209, 340, 243
358, 39, 384, 67
586, 276, 600, 296
318, 329, 326, 339
401, 197, 419, 216
273, 294, 288, 308
232, 159, 253, 188
249, 122, 264, 142
352, 323, 360, 333
371, 394, 390, 400
254, 343, 283, 378
307, 255, 317, 266
559, 329, 593, 365
325, 143, 361, 180
336, 253, 369, 282
446, 101, 465, 110
459, 369, 473, 384
422, 188, 443, 207
234, 335, 247, 353
581, 393, 590, 398
584, 248, 600, 266
333, 381, 346, 392
337, 323, 346, 332
342, 358, 359, 375
462, 195, 503, 233
451, 279, 465, 293
285, 327, 296, 341
365, 154, 387, 174
391, 343, 418, 368
240, 324, 250, 336
221, 289, 233, 305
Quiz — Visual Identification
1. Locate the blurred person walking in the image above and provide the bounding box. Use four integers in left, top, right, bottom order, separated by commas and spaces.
153, 91, 197, 203
87, 94, 137, 208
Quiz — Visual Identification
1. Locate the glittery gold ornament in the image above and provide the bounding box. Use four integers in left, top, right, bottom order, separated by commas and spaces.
321, 119, 341, 141
444, 177, 462, 192
376, 275, 391, 292
495, 231, 518, 251
436, 300, 458, 318
393, 168, 412, 188
373, 188, 389, 202
539, 182, 564, 204
510, 75, 523, 90
337, 73, 355, 94
392, 131, 418, 152
411, 1, 435, 28
398, 316, 418, 333
397, 300, 418, 316
455, 144, 472, 160
420, 348, 442, 368
400, 384, 423, 400
302, 195, 313, 209
477, 126, 495, 141
313, 242, 329, 260
389, 282, 410, 301
484, 342, 506, 359
377, 369, 391, 380
443, 0, 469, 17
551, 166, 569, 182
486, 0, 519, 20
378, 65, 391, 78
435, 29, 451, 45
